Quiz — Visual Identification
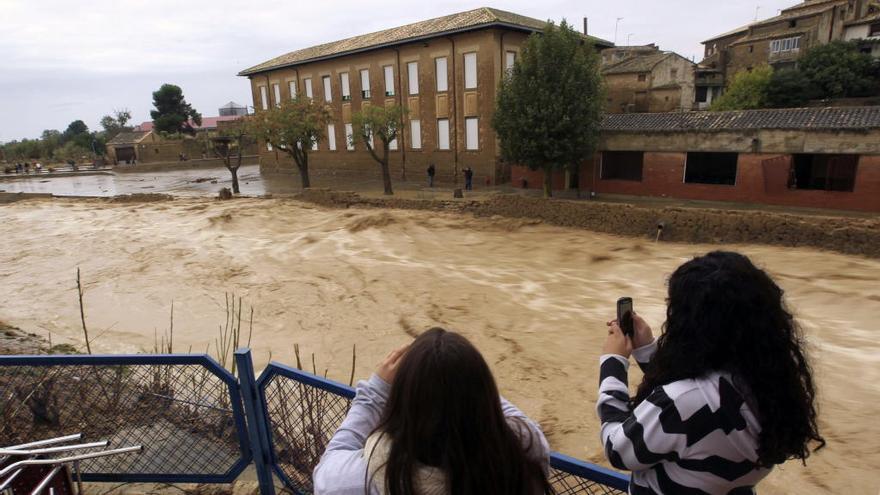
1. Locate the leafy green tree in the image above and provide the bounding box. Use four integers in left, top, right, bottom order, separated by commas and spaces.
797, 41, 880, 98
246, 98, 330, 189
210, 121, 253, 194
351, 104, 406, 195
100, 109, 133, 141
150, 84, 202, 135
40, 129, 63, 158
765, 69, 815, 108
493, 20, 603, 197
54, 141, 91, 163
711, 66, 773, 111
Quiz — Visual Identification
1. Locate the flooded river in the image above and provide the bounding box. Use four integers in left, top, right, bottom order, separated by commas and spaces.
0, 196, 877, 494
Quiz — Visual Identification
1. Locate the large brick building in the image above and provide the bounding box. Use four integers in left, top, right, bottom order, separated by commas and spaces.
238, 8, 611, 185
513, 106, 880, 212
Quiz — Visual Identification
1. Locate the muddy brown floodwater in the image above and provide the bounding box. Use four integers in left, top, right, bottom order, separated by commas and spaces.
0, 197, 878, 494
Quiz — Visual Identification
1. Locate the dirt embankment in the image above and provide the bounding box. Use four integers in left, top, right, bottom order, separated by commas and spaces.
296, 189, 880, 258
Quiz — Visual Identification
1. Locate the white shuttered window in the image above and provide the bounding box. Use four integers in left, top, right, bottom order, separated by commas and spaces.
272, 83, 281, 107
435, 57, 448, 91
345, 124, 354, 150
340, 73, 351, 100
322, 76, 332, 102
407, 62, 419, 95
259, 86, 268, 110
464, 53, 477, 89
327, 124, 337, 151
384, 66, 395, 96
410, 120, 422, 149
465, 118, 478, 150
437, 119, 450, 150
360, 69, 371, 98
304, 78, 313, 99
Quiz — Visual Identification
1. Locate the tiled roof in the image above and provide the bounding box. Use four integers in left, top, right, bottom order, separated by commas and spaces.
135, 115, 241, 132
701, 1, 841, 44
845, 12, 880, 26
106, 131, 151, 145
602, 53, 672, 74
238, 7, 613, 76
601, 107, 880, 132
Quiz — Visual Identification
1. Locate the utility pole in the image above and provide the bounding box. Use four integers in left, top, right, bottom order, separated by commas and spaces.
614, 17, 623, 45
754, 5, 760, 21
627, 33, 634, 46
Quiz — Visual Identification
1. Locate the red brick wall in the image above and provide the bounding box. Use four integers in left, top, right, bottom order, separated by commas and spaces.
514, 153, 880, 212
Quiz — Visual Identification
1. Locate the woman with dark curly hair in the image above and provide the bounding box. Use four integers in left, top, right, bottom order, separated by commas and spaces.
597, 251, 825, 494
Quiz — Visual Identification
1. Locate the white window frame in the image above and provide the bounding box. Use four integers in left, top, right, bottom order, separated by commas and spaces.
272, 83, 281, 107
340, 73, 351, 101
389, 135, 398, 150
322, 76, 332, 102
344, 123, 354, 151
304, 78, 313, 99
464, 52, 477, 89
288, 80, 298, 99
410, 119, 422, 149
327, 124, 337, 151
360, 69, 371, 98
384, 66, 395, 96
259, 86, 268, 110
437, 118, 450, 150
407, 61, 419, 95
435, 57, 448, 92
465, 117, 478, 150
505, 51, 516, 73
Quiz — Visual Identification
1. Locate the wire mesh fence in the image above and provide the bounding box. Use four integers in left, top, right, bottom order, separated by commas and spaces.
258, 363, 629, 495
0, 355, 250, 483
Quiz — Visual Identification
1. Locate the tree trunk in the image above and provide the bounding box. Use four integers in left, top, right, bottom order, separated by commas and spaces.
230, 166, 240, 194
543, 167, 553, 198
293, 149, 311, 189
380, 157, 394, 195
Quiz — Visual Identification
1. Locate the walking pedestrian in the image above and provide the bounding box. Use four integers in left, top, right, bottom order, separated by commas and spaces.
426, 163, 436, 188
464, 166, 474, 191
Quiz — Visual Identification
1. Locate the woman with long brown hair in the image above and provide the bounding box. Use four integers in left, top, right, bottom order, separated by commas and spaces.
314, 327, 551, 494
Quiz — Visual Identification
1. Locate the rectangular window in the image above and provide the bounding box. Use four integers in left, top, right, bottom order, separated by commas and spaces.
327, 124, 337, 151
272, 83, 281, 107
407, 61, 419, 95
770, 36, 801, 53
684, 152, 738, 185
340, 73, 351, 101
601, 151, 644, 181
437, 118, 450, 150
435, 57, 448, 92
304, 78, 313, 99
322, 76, 332, 102
389, 136, 398, 150
410, 120, 422, 149
384, 66, 395, 96
870, 22, 880, 37
345, 123, 354, 151
360, 69, 371, 98
637, 73, 647, 82
465, 117, 478, 150
289, 80, 298, 99
791, 154, 858, 191
670, 68, 678, 79
505, 51, 516, 73
464, 52, 477, 89
259, 86, 268, 110
266, 141, 272, 151
311, 140, 318, 151
366, 128, 374, 150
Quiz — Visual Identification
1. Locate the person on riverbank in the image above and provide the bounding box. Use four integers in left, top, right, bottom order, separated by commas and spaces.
314, 327, 551, 494
597, 251, 824, 494
464, 166, 474, 191
426, 163, 435, 188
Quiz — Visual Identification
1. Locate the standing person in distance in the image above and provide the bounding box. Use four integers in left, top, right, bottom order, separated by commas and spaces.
464, 166, 474, 191
426, 163, 435, 188
597, 251, 824, 494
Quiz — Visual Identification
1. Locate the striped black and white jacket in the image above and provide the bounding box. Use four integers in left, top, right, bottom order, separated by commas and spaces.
597, 340, 771, 494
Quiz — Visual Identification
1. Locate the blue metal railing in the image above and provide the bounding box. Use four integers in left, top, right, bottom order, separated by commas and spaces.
253, 357, 630, 495
1, 350, 629, 494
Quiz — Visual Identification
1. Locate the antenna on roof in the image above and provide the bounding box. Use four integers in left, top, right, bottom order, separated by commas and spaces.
754, 5, 760, 21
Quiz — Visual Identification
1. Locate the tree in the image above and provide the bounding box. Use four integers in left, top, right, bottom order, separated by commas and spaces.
100, 109, 133, 141
350, 104, 406, 195
210, 121, 252, 194
493, 20, 603, 198
765, 69, 815, 108
247, 98, 330, 189
150, 84, 202, 135
710, 66, 773, 111
40, 129, 63, 158
798, 41, 880, 99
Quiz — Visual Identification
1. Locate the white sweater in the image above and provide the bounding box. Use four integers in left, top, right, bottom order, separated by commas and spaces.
597, 340, 771, 494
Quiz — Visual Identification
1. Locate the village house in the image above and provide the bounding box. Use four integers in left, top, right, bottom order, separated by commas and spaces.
599, 44, 661, 66
700, 0, 880, 94
237, 7, 612, 186
602, 51, 696, 113
512, 106, 880, 212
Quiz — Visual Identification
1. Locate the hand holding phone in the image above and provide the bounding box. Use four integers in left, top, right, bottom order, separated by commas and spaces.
617, 297, 634, 338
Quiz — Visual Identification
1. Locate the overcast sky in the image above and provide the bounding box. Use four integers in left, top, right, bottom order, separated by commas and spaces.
0, 0, 796, 142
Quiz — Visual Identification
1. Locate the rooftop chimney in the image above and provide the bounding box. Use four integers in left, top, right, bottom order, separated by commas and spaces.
583, 17, 589, 35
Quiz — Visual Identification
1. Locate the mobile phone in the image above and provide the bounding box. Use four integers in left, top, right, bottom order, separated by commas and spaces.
617, 297, 634, 338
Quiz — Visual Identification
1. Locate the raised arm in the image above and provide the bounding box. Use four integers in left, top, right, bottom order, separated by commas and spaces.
500, 397, 551, 472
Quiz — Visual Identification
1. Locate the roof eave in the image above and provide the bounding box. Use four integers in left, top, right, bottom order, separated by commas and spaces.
238, 22, 613, 77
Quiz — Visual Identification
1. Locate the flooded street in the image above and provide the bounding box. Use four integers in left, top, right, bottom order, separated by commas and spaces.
0, 197, 878, 494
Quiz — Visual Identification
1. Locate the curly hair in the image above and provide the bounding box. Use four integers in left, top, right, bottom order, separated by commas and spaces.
633, 251, 825, 467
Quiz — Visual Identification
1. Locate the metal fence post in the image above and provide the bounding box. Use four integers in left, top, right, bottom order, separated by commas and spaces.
235, 348, 276, 495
